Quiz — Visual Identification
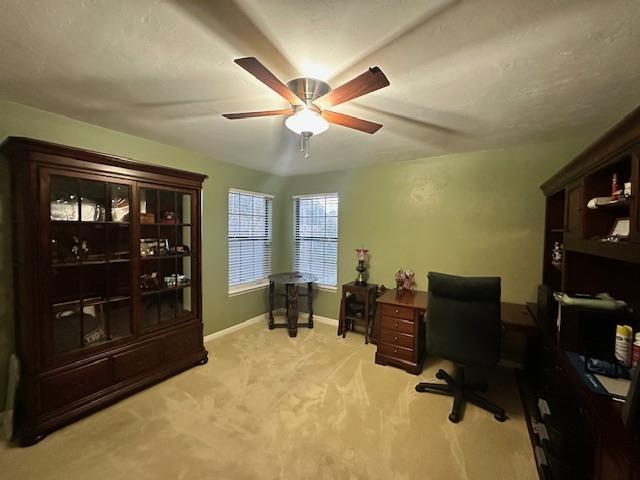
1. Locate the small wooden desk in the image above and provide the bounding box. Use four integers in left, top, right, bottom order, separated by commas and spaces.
372, 289, 539, 375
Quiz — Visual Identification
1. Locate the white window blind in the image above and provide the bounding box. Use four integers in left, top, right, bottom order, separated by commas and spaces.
293, 193, 338, 287
228, 189, 272, 292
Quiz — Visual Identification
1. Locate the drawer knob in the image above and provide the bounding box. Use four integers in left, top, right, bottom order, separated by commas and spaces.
394, 336, 398, 341
394, 349, 398, 354
395, 322, 399, 328
395, 308, 399, 314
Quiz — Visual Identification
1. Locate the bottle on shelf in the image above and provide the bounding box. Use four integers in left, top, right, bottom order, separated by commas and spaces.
615, 324, 633, 368
612, 172, 619, 198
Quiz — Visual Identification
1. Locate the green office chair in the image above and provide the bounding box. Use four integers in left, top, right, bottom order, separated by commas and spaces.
415, 272, 506, 423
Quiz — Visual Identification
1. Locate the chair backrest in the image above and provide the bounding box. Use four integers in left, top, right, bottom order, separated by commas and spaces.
426, 272, 501, 367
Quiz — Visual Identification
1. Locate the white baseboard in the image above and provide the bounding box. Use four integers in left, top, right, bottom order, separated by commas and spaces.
311, 315, 339, 327
203, 313, 268, 343
203, 312, 339, 343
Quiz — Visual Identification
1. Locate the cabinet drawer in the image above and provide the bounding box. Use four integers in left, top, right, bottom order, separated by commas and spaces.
40, 358, 111, 412
112, 341, 163, 383
380, 303, 414, 321
164, 324, 202, 363
380, 316, 415, 335
379, 329, 414, 349
378, 343, 414, 362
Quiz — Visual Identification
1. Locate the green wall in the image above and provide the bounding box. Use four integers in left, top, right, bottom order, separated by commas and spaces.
278, 141, 587, 319
0, 98, 589, 411
0, 100, 285, 408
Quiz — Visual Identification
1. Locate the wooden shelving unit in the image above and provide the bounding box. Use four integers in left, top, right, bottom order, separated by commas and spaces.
2, 137, 208, 446
529, 107, 640, 479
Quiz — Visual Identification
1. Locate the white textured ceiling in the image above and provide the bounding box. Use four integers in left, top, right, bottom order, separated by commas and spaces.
0, 0, 639, 175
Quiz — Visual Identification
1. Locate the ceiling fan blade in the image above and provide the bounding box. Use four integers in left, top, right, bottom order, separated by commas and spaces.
314, 67, 389, 110
322, 110, 383, 134
235, 57, 304, 106
222, 108, 294, 120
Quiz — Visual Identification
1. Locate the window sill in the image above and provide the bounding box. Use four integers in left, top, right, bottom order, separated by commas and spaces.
228, 282, 269, 297
316, 284, 338, 293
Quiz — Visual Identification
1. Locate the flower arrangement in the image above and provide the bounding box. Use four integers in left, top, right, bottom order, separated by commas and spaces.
394, 269, 416, 291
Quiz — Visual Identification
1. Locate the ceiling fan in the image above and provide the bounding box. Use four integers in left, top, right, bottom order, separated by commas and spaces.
223, 57, 390, 158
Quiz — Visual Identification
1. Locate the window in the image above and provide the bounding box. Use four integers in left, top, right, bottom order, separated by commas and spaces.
228, 189, 273, 294
293, 193, 339, 288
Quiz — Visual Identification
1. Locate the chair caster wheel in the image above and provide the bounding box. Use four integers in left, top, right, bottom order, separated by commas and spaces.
435, 370, 445, 380
494, 412, 506, 422
448, 413, 459, 423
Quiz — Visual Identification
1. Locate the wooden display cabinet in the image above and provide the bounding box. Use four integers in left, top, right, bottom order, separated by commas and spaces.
2, 137, 208, 446
531, 107, 640, 479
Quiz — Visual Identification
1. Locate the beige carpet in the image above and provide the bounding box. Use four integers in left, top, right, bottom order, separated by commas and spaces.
0, 321, 537, 480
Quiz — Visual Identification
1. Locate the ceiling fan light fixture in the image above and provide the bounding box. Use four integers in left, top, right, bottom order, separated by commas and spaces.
285, 107, 329, 136
223, 58, 390, 159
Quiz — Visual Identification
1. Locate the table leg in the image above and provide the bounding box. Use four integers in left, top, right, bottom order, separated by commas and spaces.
307, 282, 314, 328
370, 306, 380, 345
338, 294, 345, 336
286, 283, 298, 337
364, 290, 370, 344
268, 281, 275, 329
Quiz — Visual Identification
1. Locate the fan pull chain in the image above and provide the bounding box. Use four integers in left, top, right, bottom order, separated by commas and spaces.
301, 132, 311, 159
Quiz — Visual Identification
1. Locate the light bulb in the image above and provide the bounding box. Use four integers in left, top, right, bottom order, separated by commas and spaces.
285, 108, 329, 135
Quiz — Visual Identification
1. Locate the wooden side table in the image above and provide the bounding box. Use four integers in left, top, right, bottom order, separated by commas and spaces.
268, 272, 317, 337
338, 282, 378, 344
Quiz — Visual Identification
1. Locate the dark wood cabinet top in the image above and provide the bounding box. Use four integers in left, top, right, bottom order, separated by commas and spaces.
376, 289, 427, 310
0, 136, 208, 185
540, 105, 640, 195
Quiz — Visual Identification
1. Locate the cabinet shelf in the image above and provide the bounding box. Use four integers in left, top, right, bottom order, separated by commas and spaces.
140, 254, 191, 261
51, 220, 130, 226
592, 197, 631, 209
565, 237, 640, 263
140, 223, 192, 227
53, 295, 132, 309
52, 258, 130, 267
140, 283, 192, 296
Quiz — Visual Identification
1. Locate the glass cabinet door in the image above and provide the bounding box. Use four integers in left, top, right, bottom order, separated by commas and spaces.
48, 173, 133, 356
139, 187, 195, 330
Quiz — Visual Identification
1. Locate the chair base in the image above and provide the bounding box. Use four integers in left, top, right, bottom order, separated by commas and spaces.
415, 365, 506, 423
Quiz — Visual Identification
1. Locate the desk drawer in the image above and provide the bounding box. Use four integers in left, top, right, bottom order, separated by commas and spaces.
379, 329, 414, 349
378, 343, 414, 362
113, 341, 163, 383
380, 304, 414, 321
380, 316, 414, 335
